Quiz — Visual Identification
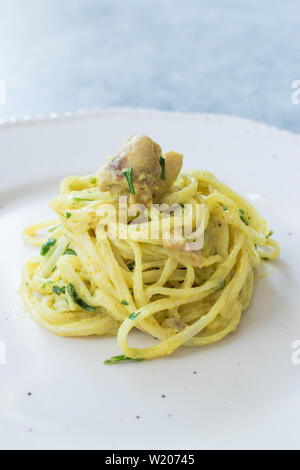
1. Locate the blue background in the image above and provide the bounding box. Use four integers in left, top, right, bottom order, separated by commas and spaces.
1, 0, 299, 132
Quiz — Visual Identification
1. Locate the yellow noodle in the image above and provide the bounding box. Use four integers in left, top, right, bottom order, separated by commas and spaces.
21, 168, 279, 361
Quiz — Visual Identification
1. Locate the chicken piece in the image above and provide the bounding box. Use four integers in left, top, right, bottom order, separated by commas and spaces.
163, 238, 202, 267
153, 151, 183, 201
98, 135, 183, 205
162, 317, 187, 331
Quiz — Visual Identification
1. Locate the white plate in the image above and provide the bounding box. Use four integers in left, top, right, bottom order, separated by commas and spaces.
0, 108, 300, 450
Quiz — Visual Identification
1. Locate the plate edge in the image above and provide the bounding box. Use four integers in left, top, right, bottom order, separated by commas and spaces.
0, 107, 300, 142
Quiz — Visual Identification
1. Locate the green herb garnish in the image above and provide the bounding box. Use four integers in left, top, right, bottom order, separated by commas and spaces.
104, 355, 144, 365
129, 311, 141, 320
40, 237, 56, 256
74, 197, 94, 202
89, 177, 97, 184
127, 262, 135, 272
51, 265, 57, 273
262, 257, 269, 261
239, 209, 249, 225
66, 283, 97, 312
267, 230, 274, 238
66, 212, 72, 219
159, 157, 166, 180
122, 167, 135, 195
64, 248, 77, 256
48, 224, 61, 233
179, 203, 184, 208
52, 285, 64, 295
240, 215, 249, 226
121, 300, 129, 305
222, 205, 228, 211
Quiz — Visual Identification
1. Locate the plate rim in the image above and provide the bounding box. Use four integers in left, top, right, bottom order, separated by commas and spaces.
1, 106, 300, 142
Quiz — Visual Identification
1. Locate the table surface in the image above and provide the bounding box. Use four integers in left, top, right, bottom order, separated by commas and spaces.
1, 0, 299, 133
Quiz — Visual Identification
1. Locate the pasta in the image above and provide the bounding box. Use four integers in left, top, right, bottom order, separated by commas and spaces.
21, 135, 279, 362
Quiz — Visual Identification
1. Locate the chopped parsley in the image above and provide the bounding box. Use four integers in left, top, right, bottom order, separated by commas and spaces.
40, 237, 56, 256
104, 355, 144, 365
66, 212, 72, 219
221, 205, 228, 211
66, 283, 97, 312
122, 167, 135, 195
239, 209, 249, 225
240, 215, 249, 226
52, 285, 65, 295
127, 262, 135, 272
159, 157, 166, 180
121, 300, 129, 305
89, 177, 97, 184
74, 197, 94, 202
64, 248, 77, 256
128, 311, 141, 320
267, 230, 274, 238
48, 224, 61, 233
51, 265, 57, 273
